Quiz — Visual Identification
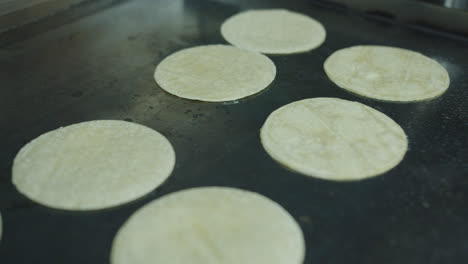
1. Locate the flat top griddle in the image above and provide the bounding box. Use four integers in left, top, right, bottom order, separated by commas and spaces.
0, 0, 467, 263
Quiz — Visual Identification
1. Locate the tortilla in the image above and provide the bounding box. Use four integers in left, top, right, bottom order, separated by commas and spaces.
154, 45, 276, 102
12, 120, 175, 210
111, 187, 305, 264
261, 98, 408, 181
221, 9, 326, 54
324, 45, 450, 102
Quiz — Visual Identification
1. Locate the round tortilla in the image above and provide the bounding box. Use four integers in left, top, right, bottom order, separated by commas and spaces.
154, 45, 276, 102
261, 98, 408, 181
324, 45, 450, 102
12, 120, 175, 210
221, 9, 326, 54
111, 187, 305, 264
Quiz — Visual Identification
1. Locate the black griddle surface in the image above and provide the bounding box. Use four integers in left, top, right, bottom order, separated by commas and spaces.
1, 0, 467, 263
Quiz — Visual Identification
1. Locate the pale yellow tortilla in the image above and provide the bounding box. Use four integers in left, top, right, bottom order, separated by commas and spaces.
12, 120, 175, 210
324, 45, 450, 102
221, 9, 326, 54
261, 98, 408, 181
111, 187, 305, 264
154, 45, 276, 102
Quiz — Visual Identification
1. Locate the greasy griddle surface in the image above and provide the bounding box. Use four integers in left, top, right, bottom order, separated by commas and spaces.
0, 0, 467, 263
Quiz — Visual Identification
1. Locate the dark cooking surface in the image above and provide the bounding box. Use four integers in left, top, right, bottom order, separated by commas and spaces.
0, 0, 467, 263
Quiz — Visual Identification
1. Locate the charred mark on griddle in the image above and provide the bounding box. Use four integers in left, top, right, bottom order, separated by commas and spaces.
71, 91, 83, 97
